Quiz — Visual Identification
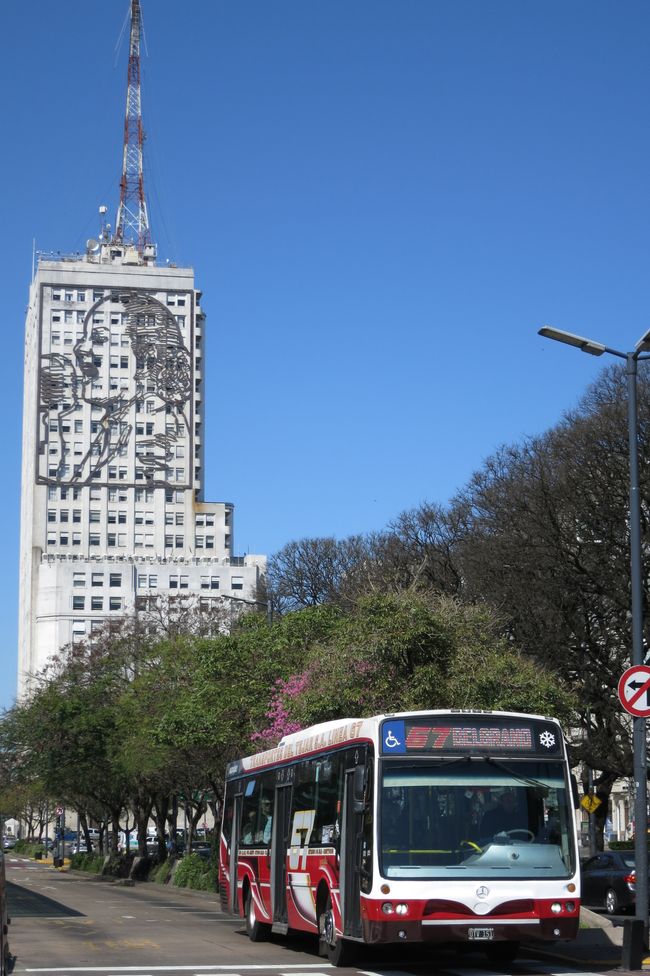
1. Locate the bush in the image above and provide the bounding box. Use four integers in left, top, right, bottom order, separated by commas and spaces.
609, 840, 635, 850
70, 853, 105, 873
14, 841, 45, 858
150, 860, 172, 885
173, 853, 216, 891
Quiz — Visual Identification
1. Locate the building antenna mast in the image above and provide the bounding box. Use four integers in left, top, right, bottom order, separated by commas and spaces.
115, 0, 151, 252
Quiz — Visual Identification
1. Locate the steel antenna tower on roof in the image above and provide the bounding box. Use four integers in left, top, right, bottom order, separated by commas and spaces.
115, 0, 152, 252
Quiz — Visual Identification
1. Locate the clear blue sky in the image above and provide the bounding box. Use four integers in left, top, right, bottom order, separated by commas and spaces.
1, 1, 649, 708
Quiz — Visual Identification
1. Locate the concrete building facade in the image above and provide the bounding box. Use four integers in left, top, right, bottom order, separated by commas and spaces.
18, 240, 264, 693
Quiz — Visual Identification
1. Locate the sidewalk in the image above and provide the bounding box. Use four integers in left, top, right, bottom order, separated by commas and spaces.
525, 908, 650, 970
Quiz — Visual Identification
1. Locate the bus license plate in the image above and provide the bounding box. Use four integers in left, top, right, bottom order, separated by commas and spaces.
468, 927, 494, 941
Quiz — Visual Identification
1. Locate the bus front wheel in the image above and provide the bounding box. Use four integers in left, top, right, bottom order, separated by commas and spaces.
320, 895, 357, 967
245, 890, 270, 942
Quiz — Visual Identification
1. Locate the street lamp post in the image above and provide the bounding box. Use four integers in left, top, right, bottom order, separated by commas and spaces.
538, 326, 650, 940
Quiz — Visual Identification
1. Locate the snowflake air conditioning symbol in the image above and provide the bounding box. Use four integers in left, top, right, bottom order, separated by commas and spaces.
539, 730, 556, 749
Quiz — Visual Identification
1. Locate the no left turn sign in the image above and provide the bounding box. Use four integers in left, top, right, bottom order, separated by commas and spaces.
618, 664, 650, 717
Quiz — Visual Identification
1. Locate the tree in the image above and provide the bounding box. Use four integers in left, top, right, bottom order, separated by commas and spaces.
453, 364, 650, 844
252, 593, 576, 746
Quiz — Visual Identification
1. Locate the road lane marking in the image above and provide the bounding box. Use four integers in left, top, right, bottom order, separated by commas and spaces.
25, 966, 335, 973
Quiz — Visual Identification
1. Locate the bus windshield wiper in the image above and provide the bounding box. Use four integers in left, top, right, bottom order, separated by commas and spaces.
483, 756, 554, 791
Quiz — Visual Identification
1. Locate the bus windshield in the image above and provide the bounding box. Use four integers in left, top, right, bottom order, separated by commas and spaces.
380, 758, 575, 880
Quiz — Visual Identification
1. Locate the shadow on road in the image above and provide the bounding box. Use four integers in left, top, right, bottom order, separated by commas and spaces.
6, 881, 84, 919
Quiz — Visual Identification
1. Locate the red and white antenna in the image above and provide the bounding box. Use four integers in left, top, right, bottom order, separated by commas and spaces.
115, 0, 151, 251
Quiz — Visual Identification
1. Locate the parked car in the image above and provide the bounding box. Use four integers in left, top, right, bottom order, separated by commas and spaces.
70, 842, 90, 855
2, 838, 16, 851
581, 851, 637, 914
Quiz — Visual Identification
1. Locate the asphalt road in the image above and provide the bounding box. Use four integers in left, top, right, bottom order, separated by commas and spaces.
3, 856, 621, 976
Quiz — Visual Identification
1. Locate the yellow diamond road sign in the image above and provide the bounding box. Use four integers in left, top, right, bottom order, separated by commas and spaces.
581, 794, 602, 814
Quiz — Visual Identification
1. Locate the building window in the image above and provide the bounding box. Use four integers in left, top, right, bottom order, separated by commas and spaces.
109, 597, 121, 611
72, 532, 81, 546
72, 509, 81, 523
169, 574, 178, 589
211, 576, 220, 590
200, 576, 209, 589
175, 535, 183, 548
47, 509, 56, 523
47, 533, 56, 546
60, 509, 69, 522
134, 534, 143, 547
107, 533, 117, 547
205, 535, 214, 549
73, 573, 86, 588
72, 595, 85, 610
89, 533, 100, 546
165, 535, 173, 548
149, 574, 157, 588
195, 535, 204, 549
231, 576, 244, 591
91, 573, 103, 587
180, 575, 189, 589
59, 532, 69, 545
72, 620, 86, 640
91, 596, 103, 611
137, 574, 147, 588
89, 510, 100, 523
109, 573, 122, 587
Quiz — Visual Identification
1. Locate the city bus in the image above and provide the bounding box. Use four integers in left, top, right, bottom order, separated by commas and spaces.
219, 710, 580, 966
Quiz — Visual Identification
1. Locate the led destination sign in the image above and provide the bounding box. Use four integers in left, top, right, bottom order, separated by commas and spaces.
381, 717, 563, 758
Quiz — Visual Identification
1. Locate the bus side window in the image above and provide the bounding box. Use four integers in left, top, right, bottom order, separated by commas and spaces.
312, 754, 342, 847
360, 760, 374, 892
222, 789, 234, 847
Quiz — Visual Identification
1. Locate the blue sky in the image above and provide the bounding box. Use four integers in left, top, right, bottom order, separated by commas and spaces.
1, 1, 649, 708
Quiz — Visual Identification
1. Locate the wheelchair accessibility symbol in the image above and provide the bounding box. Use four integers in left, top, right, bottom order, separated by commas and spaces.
382, 720, 406, 753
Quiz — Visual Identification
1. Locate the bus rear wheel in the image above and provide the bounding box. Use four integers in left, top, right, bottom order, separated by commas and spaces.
245, 890, 270, 942
320, 895, 357, 967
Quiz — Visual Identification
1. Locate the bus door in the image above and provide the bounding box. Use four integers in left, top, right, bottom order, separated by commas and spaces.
271, 771, 294, 933
228, 790, 243, 916
341, 755, 366, 939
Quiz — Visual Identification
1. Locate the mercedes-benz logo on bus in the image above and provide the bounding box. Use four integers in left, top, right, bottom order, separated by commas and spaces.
476, 886, 489, 899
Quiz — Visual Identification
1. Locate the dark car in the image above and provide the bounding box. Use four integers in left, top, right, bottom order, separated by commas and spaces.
581, 851, 637, 914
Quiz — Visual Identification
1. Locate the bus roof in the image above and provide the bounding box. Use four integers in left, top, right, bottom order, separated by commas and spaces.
226, 709, 563, 778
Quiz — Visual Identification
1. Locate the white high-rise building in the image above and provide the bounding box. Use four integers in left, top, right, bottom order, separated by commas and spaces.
17, 242, 265, 694
17, 2, 265, 695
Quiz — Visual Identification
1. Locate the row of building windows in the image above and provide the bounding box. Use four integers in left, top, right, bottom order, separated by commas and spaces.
50, 288, 188, 308
73, 572, 122, 586
47, 464, 189, 482
47, 533, 216, 549
51, 312, 187, 332
69, 574, 241, 596
72, 596, 123, 611
47, 508, 216, 529
46, 486, 190, 506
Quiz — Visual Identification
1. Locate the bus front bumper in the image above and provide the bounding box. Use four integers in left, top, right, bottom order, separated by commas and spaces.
361, 916, 579, 945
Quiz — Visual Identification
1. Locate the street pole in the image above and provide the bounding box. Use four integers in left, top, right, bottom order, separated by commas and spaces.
626, 353, 648, 934
538, 327, 649, 946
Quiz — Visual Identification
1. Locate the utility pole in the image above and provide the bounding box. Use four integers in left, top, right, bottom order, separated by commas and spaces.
115, 0, 151, 251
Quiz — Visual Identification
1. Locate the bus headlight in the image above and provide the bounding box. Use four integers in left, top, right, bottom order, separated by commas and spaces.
395, 903, 408, 915
565, 901, 576, 913
550, 903, 562, 914
382, 903, 394, 914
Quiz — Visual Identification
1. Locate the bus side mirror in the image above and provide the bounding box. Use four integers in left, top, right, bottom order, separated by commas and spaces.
353, 764, 367, 813
570, 773, 580, 809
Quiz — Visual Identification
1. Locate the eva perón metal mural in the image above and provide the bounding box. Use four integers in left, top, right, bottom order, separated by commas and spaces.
37, 289, 193, 489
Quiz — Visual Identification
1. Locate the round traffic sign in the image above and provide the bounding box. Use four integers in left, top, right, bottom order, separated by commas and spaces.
55, 805, 64, 816
618, 665, 650, 717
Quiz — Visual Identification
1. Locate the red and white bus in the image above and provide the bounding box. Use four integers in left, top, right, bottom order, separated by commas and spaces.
219, 710, 580, 966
